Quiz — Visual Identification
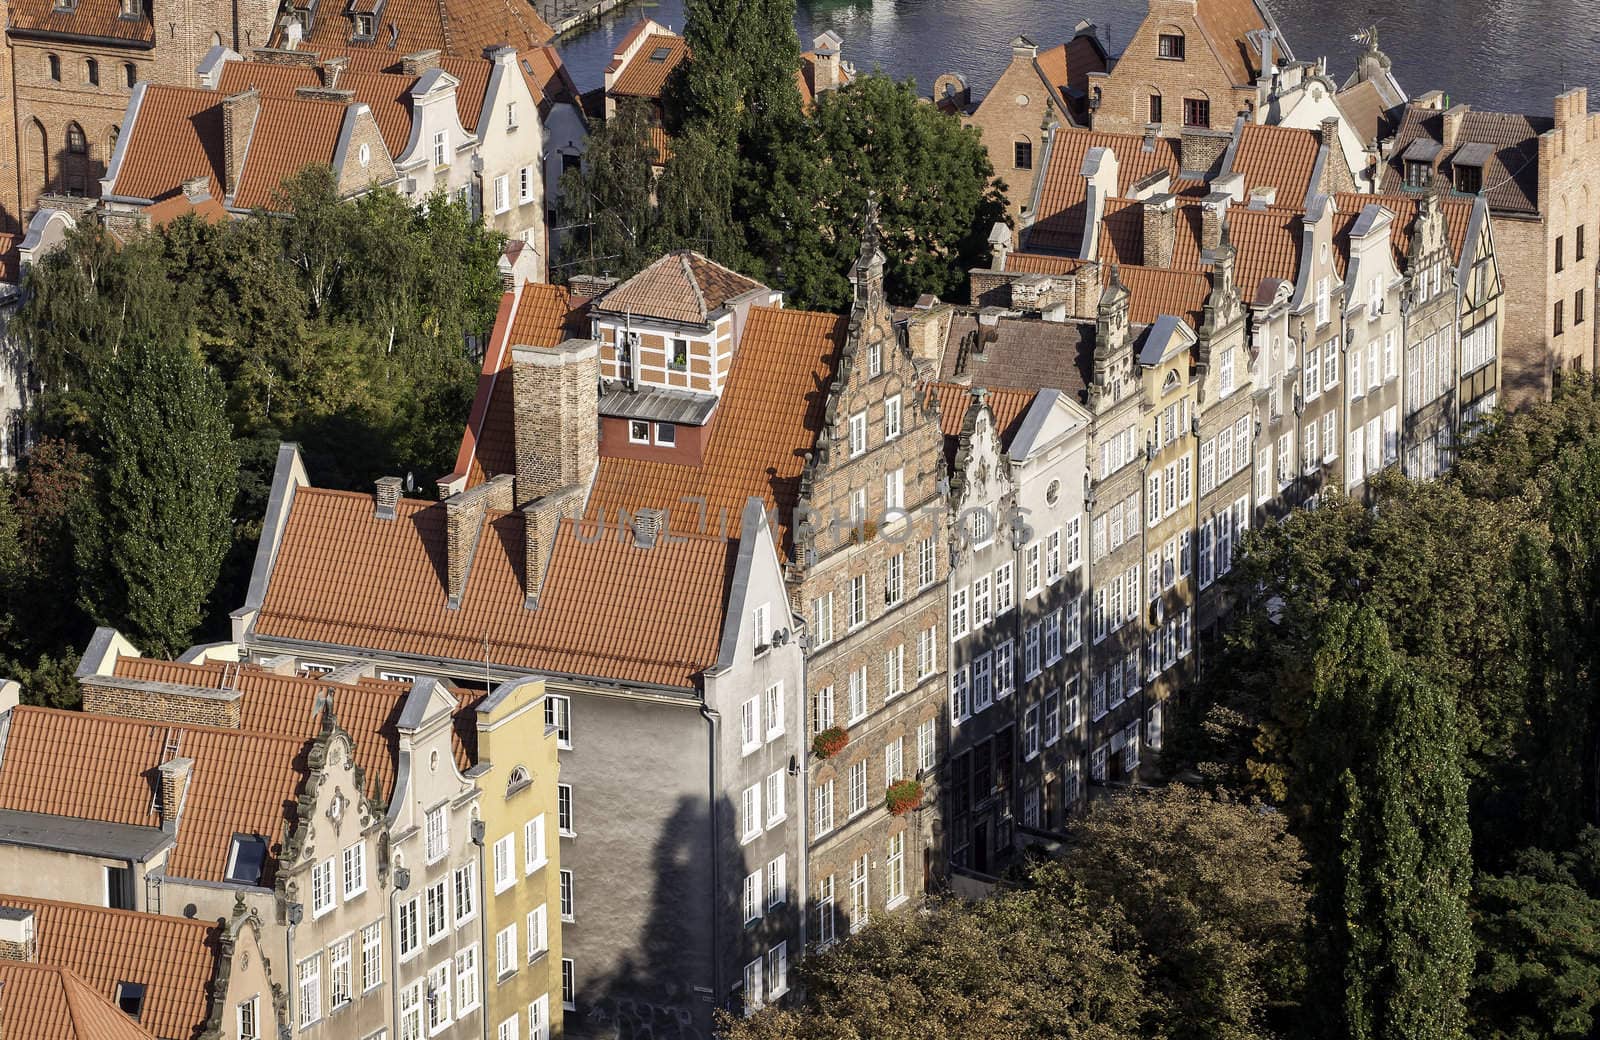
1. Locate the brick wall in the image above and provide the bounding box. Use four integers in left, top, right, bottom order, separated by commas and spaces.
1088, 0, 1256, 137
81, 678, 244, 727
511, 340, 599, 506
965, 43, 1057, 221
334, 106, 399, 196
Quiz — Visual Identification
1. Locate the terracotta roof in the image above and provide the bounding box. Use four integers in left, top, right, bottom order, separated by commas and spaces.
216, 61, 320, 98
609, 33, 687, 99
333, 70, 417, 154
455, 283, 588, 485
0, 895, 215, 1040
936, 313, 1095, 402
254, 489, 739, 689
1229, 123, 1321, 207
110, 86, 225, 204
437, 57, 493, 132
1118, 264, 1210, 327
928, 382, 1037, 443
0, 707, 305, 886
0, 961, 157, 1040
1027, 127, 1183, 252
1379, 104, 1549, 215
1032, 34, 1107, 121
8, 0, 152, 44
108, 657, 418, 799
1192, 0, 1268, 87
141, 194, 229, 226
232, 96, 350, 210
586, 305, 847, 555
1003, 252, 1086, 276
1332, 191, 1474, 275
1103, 200, 1304, 292
593, 250, 766, 326
1336, 78, 1395, 146
520, 45, 582, 116
273, 0, 553, 68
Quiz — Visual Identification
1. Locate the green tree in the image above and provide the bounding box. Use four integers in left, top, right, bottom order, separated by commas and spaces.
672, 0, 802, 141
1470, 831, 1600, 1040
721, 882, 1158, 1040
1058, 787, 1311, 1040
1301, 606, 1474, 1040
752, 75, 1006, 310
554, 99, 661, 280
72, 338, 238, 655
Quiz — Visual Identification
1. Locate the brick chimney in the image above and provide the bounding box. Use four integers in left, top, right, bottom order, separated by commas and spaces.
181, 176, 211, 201
159, 757, 194, 832
1142, 194, 1176, 267
222, 89, 261, 199
319, 55, 347, 89
510, 340, 599, 508
566, 274, 617, 300
1179, 127, 1230, 178
1201, 193, 1230, 251
1441, 103, 1470, 154
402, 50, 441, 75
0, 908, 34, 963
811, 31, 843, 93
374, 476, 403, 520
902, 307, 951, 363
443, 474, 515, 608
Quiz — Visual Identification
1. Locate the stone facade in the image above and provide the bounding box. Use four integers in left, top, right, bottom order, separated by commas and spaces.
794, 222, 949, 938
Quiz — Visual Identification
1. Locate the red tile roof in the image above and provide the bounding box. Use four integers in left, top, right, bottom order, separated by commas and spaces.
1028, 127, 1183, 253
110, 86, 225, 204
0, 961, 157, 1040
254, 490, 739, 689
216, 61, 320, 98
1032, 34, 1107, 121
142, 194, 229, 226
233, 96, 351, 210
333, 70, 418, 154
437, 57, 494, 132
0, 707, 304, 886
928, 382, 1037, 444
1003, 252, 1086, 276
1118, 264, 1211, 327
594, 251, 766, 326
1332, 191, 1475, 275
585, 306, 847, 555
609, 33, 687, 99
1229, 122, 1321, 207
273, 0, 554, 68
8, 0, 152, 43
455, 283, 588, 486
1192, 0, 1269, 87
520, 46, 582, 116
0, 895, 215, 1040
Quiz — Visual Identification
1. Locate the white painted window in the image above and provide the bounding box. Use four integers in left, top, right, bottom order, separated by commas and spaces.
1024, 621, 1041, 678
849, 573, 867, 629
560, 871, 574, 922
816, 875, 836, 946
1045, 528, 1062, 581
766, 769, 786, 825
813, 685, 834, 733
918, 537, 937, 588
424, 806, 447, 863
848, 411, 867, 456
763, 681, 784, 741
496, 925, 518, 978
742, 871, 761, 923
527, 905, 547, 958
950, 586, 969, 638
848, 666, 868, 722
884, 395, 902, 439
493, 834, 515, 893
917, 719, 935, 772
885, 467, 904, 512
453, 865, 476, 924
298, 954, 322, 1027
743, 958, 764, 1014
741, 784, 761, 843
311, 857, 335, 917
1219, 347, 1235, 396
330, 936, 353, 1009
561, 959, 576, 1010
493, 174, 509, 214
456, 945, 479, 1014
498, 1017, 518, 1040
767, 853, 787, 909
528, 996, 549, 1040
886, 832, 905, 907
848, 759, 868, 817
1025, 542, 1041, 592
812, 592, 833, 647
993, 639, 1014, 698
849, 854, 870, 931
518, 166, 533, 203
1023, 704, 1040, 759
424, 880, 448, 943
398, 898, 420, 960
740, 697, 759, 754
557, 784, 574, 835
525, 815, 546, 874
432, 131, 447, 167
917, 625, 938, 678
342, 843, 366, 899
361, 920, 382, 992
814, 780, 835, 835
768, 941, 790, 998
885, 736, 904, 783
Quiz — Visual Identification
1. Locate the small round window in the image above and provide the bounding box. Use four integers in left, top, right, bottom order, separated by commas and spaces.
1046, 479, 1060, 505
1015, 93, 1030, 107
358, 143, 370, 166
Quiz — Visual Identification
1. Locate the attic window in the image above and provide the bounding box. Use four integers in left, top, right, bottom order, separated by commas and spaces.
649, 45, 672, 62
506, 766, 531, 797
1158, 33, 1185, 60
116, 982, 147, 1020
53, 0, 75, 11
1405, 161, 1431, 189
352, 12, 373, 37
1454, 164, 1481, 195
226, 834, 269, 885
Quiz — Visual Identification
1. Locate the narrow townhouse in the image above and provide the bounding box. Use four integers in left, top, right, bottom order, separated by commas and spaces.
1333, 200, 1405, 494
793, 224, 950, 936
0, 894, 277, 1039
473, 676, 564, 1040
917, 305, 1094, 874
233, 256, 812, 1030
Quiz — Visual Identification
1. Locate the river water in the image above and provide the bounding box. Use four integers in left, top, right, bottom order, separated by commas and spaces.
555, 0, 1600, 119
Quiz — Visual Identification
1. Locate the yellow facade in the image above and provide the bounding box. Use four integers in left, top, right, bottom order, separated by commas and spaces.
474, 677, 564, 1039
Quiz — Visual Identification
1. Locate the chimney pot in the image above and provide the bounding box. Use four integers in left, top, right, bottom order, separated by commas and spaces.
374, 476, 403, 520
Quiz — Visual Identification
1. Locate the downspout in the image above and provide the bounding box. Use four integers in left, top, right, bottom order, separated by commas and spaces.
700, 704, 723, 1005
794, 622, 810, 952
283, 906, 299, 1038
389, 866, 409, 1036
471, 818, 489, 1040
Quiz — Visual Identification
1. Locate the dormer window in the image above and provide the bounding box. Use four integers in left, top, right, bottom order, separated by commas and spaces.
352, 12, 373, 37
52, 0, 75, 12
118, 0, 135, 16
1158, 33, 1185, 60
226, 834, 269, 884
116, 982, 147, 1020
655, 423, 676, 446
1455, 164, 1481, 194
628, 420, 649, 444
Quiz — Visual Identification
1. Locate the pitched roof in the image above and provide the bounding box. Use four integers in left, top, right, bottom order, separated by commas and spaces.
609, 33, 687, 99
1379, 104, 1549, 215
142, 193, 229, 226
332, 71, 418, 153
272, 0, 554, 68
216, 61, 320, 98
1032, 34, 1108, 121
935, 314, 1095, 401
1095, 197, 1304, 293
454, 283, 589, 486
437, 57, 494, 131
1228, 122, 1321, 206
106, 657, 421, 798
1191, 0, 1269, 87
7, 0, 151, 44
585, 305, 847, 555
1003, 251, 1087, 276
0, 895, 215, 1040
254, 489, 739, 689
592, 251, 766, 326
519, 45, 582, 117
0, 707, 304, 886
928, 382, 1038, 443
109, 86, 226, 204
1332, 191, 1475, 274
1118, 264, 1211, 327
232, 96, 351, 210
1027, 127, 1185, 253
1336, 78, 1396, 146
0, 961, 157, 1040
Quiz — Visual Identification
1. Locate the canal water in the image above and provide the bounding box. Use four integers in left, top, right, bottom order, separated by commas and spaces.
555, 0, 1600, 119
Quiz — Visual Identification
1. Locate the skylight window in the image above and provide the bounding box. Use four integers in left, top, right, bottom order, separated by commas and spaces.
116, 982, 147, 1019
226, 834, 269, 885
649, 45, 672, 62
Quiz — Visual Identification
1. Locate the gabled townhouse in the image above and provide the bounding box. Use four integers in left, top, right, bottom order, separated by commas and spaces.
231, 264, 809, 1032
1380, 86, 1600, 406
0, 893, 277, 1040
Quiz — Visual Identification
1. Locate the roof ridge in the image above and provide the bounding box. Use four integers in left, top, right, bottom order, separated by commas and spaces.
0, 892, 216, 930
680, 253, 709, 319
9, 704, 311, 744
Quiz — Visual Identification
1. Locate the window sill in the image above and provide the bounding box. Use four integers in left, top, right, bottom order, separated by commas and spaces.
497, 969, 518, 985
528, 949, 549, 967
558, 829, 576, 840
525, 860, 547, 877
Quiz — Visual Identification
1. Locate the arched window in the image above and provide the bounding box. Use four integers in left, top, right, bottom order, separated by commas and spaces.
108, 124, 119, 154
124, 63, 137, 88
1013, 135, 1033, 171
85, 58, 98, 86
66, 123, 86, 154
1158, 28, 1185, 60
46, 54, 60, 82
506, 766, 531, 796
